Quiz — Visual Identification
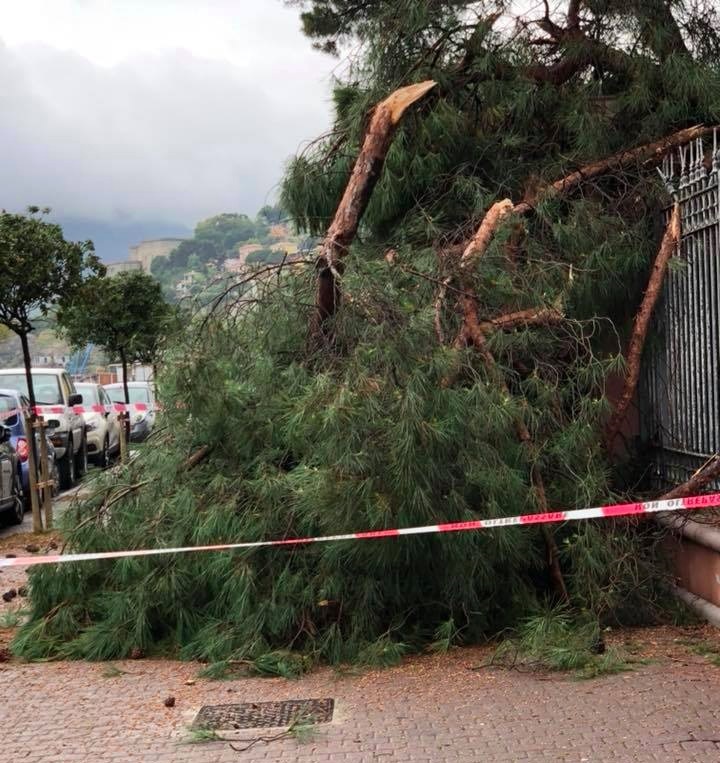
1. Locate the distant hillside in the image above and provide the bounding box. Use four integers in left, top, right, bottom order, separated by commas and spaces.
54, 216, 192, 263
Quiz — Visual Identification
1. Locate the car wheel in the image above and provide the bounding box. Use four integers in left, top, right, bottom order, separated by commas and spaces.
59, 438, 75, 490
9, 474, 24, 525
75, 437, 88, 478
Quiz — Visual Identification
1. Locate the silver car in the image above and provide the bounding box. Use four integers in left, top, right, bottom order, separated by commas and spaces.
103, 382, 157, 442
74, 383, 121, 468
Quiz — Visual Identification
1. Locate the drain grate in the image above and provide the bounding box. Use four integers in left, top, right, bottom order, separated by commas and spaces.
193, 698, 334, 730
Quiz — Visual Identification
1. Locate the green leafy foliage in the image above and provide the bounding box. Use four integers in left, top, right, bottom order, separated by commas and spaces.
490, 607, 633, 678
0, 206, 104, 405
57, 271, 172, 400
14, 1, 717, 667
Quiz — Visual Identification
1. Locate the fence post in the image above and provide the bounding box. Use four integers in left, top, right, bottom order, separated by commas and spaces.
24, 413, 42, 533
119, 412, 129, 464
37, 418, 53, 529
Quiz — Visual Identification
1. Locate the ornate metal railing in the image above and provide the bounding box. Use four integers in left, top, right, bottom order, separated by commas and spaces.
641, 131, 720, 486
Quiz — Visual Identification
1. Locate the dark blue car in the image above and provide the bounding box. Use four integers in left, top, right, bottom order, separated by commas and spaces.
0, 389, 59, 511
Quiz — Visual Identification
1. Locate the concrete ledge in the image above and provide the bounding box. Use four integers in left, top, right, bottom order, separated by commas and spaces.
658, 512, 720, 554
672, 585, 720, 628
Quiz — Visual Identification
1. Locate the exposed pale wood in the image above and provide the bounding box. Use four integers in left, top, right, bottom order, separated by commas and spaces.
312, 80, 437, 337
37, 418, 52, 528
459, 199, 514, 271
605, 203, 681, 448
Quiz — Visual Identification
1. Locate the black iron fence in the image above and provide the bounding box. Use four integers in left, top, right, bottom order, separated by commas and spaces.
641, 132, 720, 487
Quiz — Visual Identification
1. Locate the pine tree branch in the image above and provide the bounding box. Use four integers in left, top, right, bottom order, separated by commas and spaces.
460, 293, 570, 603
459, 199, 515, 271
516, 125, 715, 212
312, 80, 437, 340
604, 203, 681, 449
482, 306, 564, 333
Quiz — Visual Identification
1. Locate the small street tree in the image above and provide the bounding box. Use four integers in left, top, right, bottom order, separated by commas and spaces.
58, 270, 172, 405
0, 207, 103, 409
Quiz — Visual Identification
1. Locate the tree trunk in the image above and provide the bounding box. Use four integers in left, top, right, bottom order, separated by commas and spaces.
311, 80, 436, 340
119, 347, 130, 445
19, 330, 36, 412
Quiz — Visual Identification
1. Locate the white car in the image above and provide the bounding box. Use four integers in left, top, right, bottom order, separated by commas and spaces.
74, 382, 121, 468
103, 381, 157, 441
0, 367, 87, 488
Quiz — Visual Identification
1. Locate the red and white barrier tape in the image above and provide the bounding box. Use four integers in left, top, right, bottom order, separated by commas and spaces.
2, 492, 719, 569
34, 403, 151, 415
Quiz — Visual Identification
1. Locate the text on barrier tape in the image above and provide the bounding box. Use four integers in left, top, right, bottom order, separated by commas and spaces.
1, 492, 719, 569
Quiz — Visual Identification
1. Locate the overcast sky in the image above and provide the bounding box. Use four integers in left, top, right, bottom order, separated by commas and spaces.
0, 0, 336, 227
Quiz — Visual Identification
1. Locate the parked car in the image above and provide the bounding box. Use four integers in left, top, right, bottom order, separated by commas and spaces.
0, 368, 87, 489
74, 382, 121, 467
0, 422, 23, 524
0, 389, 59, 507
103, 382, 157, 442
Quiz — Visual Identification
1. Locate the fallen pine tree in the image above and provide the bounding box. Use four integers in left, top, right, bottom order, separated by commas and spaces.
14, 0, 720, 671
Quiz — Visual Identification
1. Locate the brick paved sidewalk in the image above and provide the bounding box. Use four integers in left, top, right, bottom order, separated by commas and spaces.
2, 537, 720, 763
2, 634, 720, 763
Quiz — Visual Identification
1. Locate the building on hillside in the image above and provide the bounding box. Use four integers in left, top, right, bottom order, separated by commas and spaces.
106, 260, 143, 276
235, 243, 263, 264
106, 362, 154, 383
269, 241, 299, 254
128, 238, 187, 272
268, 223, 290, 240
33, 353, 70, 367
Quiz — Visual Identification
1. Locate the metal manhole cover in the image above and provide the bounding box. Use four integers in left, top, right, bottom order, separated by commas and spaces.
193, 698, 334, 730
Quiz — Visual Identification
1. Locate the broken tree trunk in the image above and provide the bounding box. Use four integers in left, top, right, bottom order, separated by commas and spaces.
604, 202, 681, 449
311, 80, 436, 340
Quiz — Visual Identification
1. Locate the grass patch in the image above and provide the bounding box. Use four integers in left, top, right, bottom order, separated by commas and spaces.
182, 728, 222, 744
0, 608, 26, 629
687, 640, 720, 666
486, 607, 636, 679
101, 664, 128, 678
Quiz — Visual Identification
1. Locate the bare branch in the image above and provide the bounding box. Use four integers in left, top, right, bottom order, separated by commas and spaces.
605, 203, 681, 448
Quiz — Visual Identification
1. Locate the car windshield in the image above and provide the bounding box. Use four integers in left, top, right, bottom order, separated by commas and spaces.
107, 386, 151, 404
76, 385, 99, 405
0, 395, 20, 426
0, 373, 63, 405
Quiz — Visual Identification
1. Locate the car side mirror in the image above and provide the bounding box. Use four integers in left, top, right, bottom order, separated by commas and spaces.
0, 425, 10, 444
68, 393, 83, 406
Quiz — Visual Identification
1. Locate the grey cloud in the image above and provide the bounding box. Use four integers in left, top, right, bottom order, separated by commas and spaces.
0, 36, 333, 225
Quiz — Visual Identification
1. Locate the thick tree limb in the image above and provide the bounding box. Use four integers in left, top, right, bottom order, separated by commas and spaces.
659, 456, 720, 501
182, 445, 212, 471
517, 125, 715, 212
482, 306, 564, 333
459, 199, 514, 271
604, 203, 681, 448
312, 80, 436, 338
